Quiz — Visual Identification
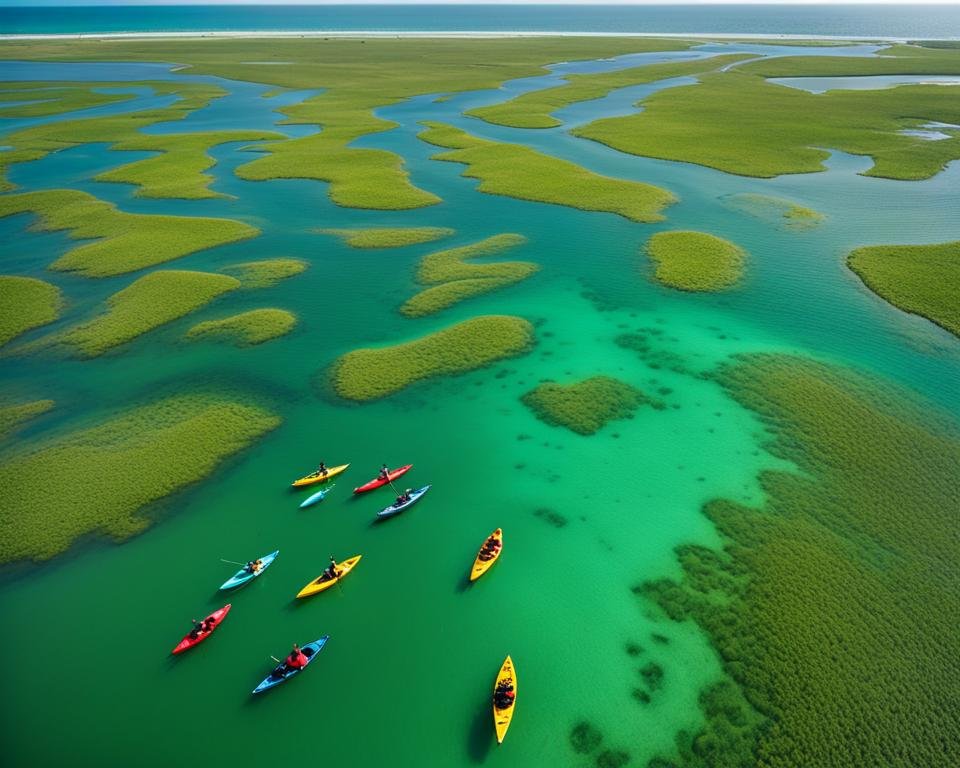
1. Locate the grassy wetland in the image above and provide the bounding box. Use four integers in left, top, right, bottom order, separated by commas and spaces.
646, 231, 747, 292
0, 29, 958, 768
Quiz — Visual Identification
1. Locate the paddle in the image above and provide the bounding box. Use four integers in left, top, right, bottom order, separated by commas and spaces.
270, 655, 282, 664
220, 558, 245, 567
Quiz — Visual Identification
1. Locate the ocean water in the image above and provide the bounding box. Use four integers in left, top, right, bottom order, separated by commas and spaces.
1, 41, 959, 768
1, 4, 960, 39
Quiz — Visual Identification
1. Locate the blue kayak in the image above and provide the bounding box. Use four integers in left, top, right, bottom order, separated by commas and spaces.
220, 550, 279, 591
252, 637, 328, 695
299, 484, 336, 509
376, 485, 431, 520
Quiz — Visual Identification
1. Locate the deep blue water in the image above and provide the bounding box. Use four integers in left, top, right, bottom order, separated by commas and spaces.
3, 4, 960, 39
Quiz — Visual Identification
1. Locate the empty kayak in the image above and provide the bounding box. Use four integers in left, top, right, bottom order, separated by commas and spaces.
252, 636, 328, 694
296, 555, 362, 598
171, 604, 232, 655
291, 463, 349, 488
353, 464, 412, 494
299, 484, 336, 509
470, 529, 503, 582
376, 485, 431, 520
220, 550, 279, 591
493, 655, 517, 744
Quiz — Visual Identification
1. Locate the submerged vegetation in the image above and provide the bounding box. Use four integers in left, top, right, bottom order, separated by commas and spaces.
721, 193, 825, 231
847, 240, 960, 338
521, 376, 647, 435
0, 394, 280, 564
332, 315, 534, 401
643, 354, 960, 767
0, 189, 259, 277
0, 399, 54, 442
575, 45, 960, 180
418, 122, 675, 222
401, 233, 538, 317
50, 270, 240, 357
221, 258, 308, 289
0, 275, 63, 347
185, 308, 297, 346
0, 80, 280, 198
646, 231, 747, 292
467, 53, 755, 128
318, 227, 455, 249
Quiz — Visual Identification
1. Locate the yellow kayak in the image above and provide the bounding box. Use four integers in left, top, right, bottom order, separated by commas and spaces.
493, 655, 517, 744
296, 555, 362, 598
470, 528, 503, 582
291, 463, 349, 488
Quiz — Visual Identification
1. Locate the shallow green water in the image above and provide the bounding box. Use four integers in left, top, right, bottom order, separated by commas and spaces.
1, 45, 959, 767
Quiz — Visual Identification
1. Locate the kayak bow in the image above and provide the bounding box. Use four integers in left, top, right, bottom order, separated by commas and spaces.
291, 463, 349, 488
470, 529, 503, 582
171, 604, 232, 655
220, 550, 279, 591
296, 555, 362, 598
252, 636, 328, 694
353, 464, 412, 494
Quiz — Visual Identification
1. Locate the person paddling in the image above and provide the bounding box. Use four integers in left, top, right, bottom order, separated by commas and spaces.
378, 464, 390, 481
316, 461, 328, 478
323, 555, 341, 582
285, 643, 308, 670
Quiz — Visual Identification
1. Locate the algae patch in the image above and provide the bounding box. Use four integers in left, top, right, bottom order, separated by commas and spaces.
318, 227, 454, 249
0, 189, 259, 278
332, 315, 534, 401
0, 399, 54, 442
222, 258, 308, 289
521, 375, 647, 435
186, 308, 297, 346
721, 193, 825, 231
847, 240, 960, 339
646, 231, 746, 292
0, 275, 62, 347
401, 233, 538, 317
418, 122, 675, 223
0, 395, 280, 564
48, 270, 240, 357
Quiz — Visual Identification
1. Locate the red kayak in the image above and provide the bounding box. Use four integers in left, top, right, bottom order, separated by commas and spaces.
353, 464, 412, 494
171, 604, 232, 655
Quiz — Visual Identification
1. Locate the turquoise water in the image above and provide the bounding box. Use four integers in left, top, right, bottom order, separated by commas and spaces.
1, 42, 960, 768
3, 4, 960, 39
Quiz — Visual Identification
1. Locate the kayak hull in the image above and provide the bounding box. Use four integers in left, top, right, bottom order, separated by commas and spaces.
220, 550, 279, 591
252, 636, 328, 694
291, 463, 349, 488
470, 529, 503, 582
376, 485, 431, 520
299, 485, 335, 509
493, 655, 517, 744
296, 555, 362, 598
172, 604, 232, 655
353, 464, 412, 494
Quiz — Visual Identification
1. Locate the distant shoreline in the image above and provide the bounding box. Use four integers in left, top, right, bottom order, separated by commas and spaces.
0, 31, 918, 43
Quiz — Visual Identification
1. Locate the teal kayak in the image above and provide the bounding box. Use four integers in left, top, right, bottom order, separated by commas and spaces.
299, 484, 336, 509
219, 550, 279, 590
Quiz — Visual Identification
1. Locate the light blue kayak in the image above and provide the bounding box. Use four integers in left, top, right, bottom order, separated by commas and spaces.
219, 550, 279, 591
376, 485, 431, 520
299, 484, 336, 509
252, 636, 328, 694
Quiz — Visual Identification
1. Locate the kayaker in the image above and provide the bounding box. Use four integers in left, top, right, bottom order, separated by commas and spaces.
378, 464, 389, 481
494, 680, 515, 709
394, 488, 412, 506
317, 461, 327, 477
245, 559, 262, 574
285, 643, 308, 670
189, 618, 207, 639
323, 556, 341, 581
